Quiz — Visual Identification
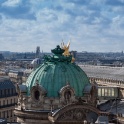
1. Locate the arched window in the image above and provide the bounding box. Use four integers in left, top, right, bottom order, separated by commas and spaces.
64, 90, 71, 101
34, 90, 40, 100
30, 82, 47, 104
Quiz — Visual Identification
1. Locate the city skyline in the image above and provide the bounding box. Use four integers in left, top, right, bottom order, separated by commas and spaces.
0, 0, 124, 52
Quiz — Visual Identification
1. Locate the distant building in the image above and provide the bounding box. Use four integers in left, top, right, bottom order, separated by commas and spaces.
0, 69, 7, 76
35, 46, 40, 58
30, 58, 42, 69
8, 70, 24, 84
70, 50, 77, 60
10, 53, 35, 60
0, 54, 4, 61
0, 76, 17, 122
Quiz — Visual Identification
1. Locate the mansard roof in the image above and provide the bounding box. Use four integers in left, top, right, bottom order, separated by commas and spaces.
0, 76, 15, 90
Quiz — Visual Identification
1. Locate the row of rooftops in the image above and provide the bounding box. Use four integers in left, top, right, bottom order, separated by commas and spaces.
0, 68, 32, 76
1, 64, 124, 82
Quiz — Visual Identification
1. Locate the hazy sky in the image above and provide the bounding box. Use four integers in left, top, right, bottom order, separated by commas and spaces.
0, 0, 124, 52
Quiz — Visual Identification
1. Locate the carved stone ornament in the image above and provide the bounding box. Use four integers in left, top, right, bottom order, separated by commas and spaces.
48, 103, 101, 123
74, 109, 86, 121
57, 108, 86, 121
89, 85, 98, 106
59, 83, 76, 105
30, 82, 47, 106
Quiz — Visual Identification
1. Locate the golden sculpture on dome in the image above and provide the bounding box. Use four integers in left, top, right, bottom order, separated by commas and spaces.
61, 41, 70, 56
61, 41, 75, 63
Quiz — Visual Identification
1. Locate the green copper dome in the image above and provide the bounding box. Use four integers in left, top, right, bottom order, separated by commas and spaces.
26, 45, 90, 97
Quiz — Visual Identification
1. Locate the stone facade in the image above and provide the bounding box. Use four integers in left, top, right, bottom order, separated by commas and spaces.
0, 96, 17, 122
14, 81, 103, 124
0, 76, 18, 122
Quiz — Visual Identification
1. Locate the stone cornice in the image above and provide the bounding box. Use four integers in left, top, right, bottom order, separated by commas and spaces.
14, 109, 49, 120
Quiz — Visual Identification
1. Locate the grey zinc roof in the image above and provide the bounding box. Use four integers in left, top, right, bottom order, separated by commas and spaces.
79, 65, 124, 81
83, 85, 92, 93
18, 85, 27, 92
0, 76, 15, 89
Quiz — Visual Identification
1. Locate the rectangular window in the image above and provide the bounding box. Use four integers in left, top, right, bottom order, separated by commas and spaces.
8, 89, 10, 94
98, 88, 101, 96
11, 99, 12, 104
111, 88, 114, 96
108, 88, 111, 96
3, 111, 5, 118
7, 111, 8, 118
11, 110, 12, 117
104, 88, 108, 96
102, 88, 104, 96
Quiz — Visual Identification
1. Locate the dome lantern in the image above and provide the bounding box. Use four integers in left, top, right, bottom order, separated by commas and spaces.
51, 45, 64, 55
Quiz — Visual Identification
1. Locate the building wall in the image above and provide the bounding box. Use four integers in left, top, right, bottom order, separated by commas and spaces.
0, 76, 18, 122
89, 77, 124, 99
0, 96, 17, 122
9, 72, 23, 84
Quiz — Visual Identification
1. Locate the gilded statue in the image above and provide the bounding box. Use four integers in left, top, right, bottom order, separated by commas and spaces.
61, 41, 75, 63
61, 41, 70, 56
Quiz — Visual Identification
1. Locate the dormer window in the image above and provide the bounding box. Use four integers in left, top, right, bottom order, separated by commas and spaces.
30, 81, 47, 103
59, 83, 75, 105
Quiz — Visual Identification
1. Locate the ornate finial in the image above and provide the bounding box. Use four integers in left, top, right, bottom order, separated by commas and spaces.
44, 45, 72, 63
66, 81, 70, 86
